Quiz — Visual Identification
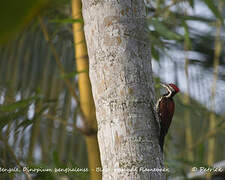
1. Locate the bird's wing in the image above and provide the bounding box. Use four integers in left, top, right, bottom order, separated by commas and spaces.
158, 97, 175, 134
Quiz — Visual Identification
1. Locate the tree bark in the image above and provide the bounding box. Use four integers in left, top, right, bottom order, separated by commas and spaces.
82, 0, 165, 179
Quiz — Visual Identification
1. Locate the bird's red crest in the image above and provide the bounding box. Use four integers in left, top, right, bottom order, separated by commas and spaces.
168, 84, 179, 93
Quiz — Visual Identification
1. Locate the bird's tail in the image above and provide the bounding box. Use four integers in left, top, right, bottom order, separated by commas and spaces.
159, 131, 165, 152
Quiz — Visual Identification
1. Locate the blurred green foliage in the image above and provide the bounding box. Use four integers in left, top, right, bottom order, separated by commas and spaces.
0, 0, 50, 43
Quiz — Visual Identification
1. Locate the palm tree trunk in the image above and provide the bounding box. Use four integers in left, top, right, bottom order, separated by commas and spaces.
71, 1, 102, 180
207, 3, 222, 166
81, 0, 165, 179
183, 23, 193, 161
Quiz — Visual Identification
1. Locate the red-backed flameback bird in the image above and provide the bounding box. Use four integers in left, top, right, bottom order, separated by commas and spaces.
156, 83, 180, 152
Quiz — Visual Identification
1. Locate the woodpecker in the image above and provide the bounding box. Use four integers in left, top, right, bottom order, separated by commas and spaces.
156, 83, 179, 152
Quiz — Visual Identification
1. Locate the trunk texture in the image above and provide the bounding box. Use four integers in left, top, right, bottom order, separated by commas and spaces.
82, 0, 165, 179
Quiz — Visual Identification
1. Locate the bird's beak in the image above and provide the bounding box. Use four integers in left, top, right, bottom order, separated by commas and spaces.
160, 83, 168, 89
160, 83, 171, 93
